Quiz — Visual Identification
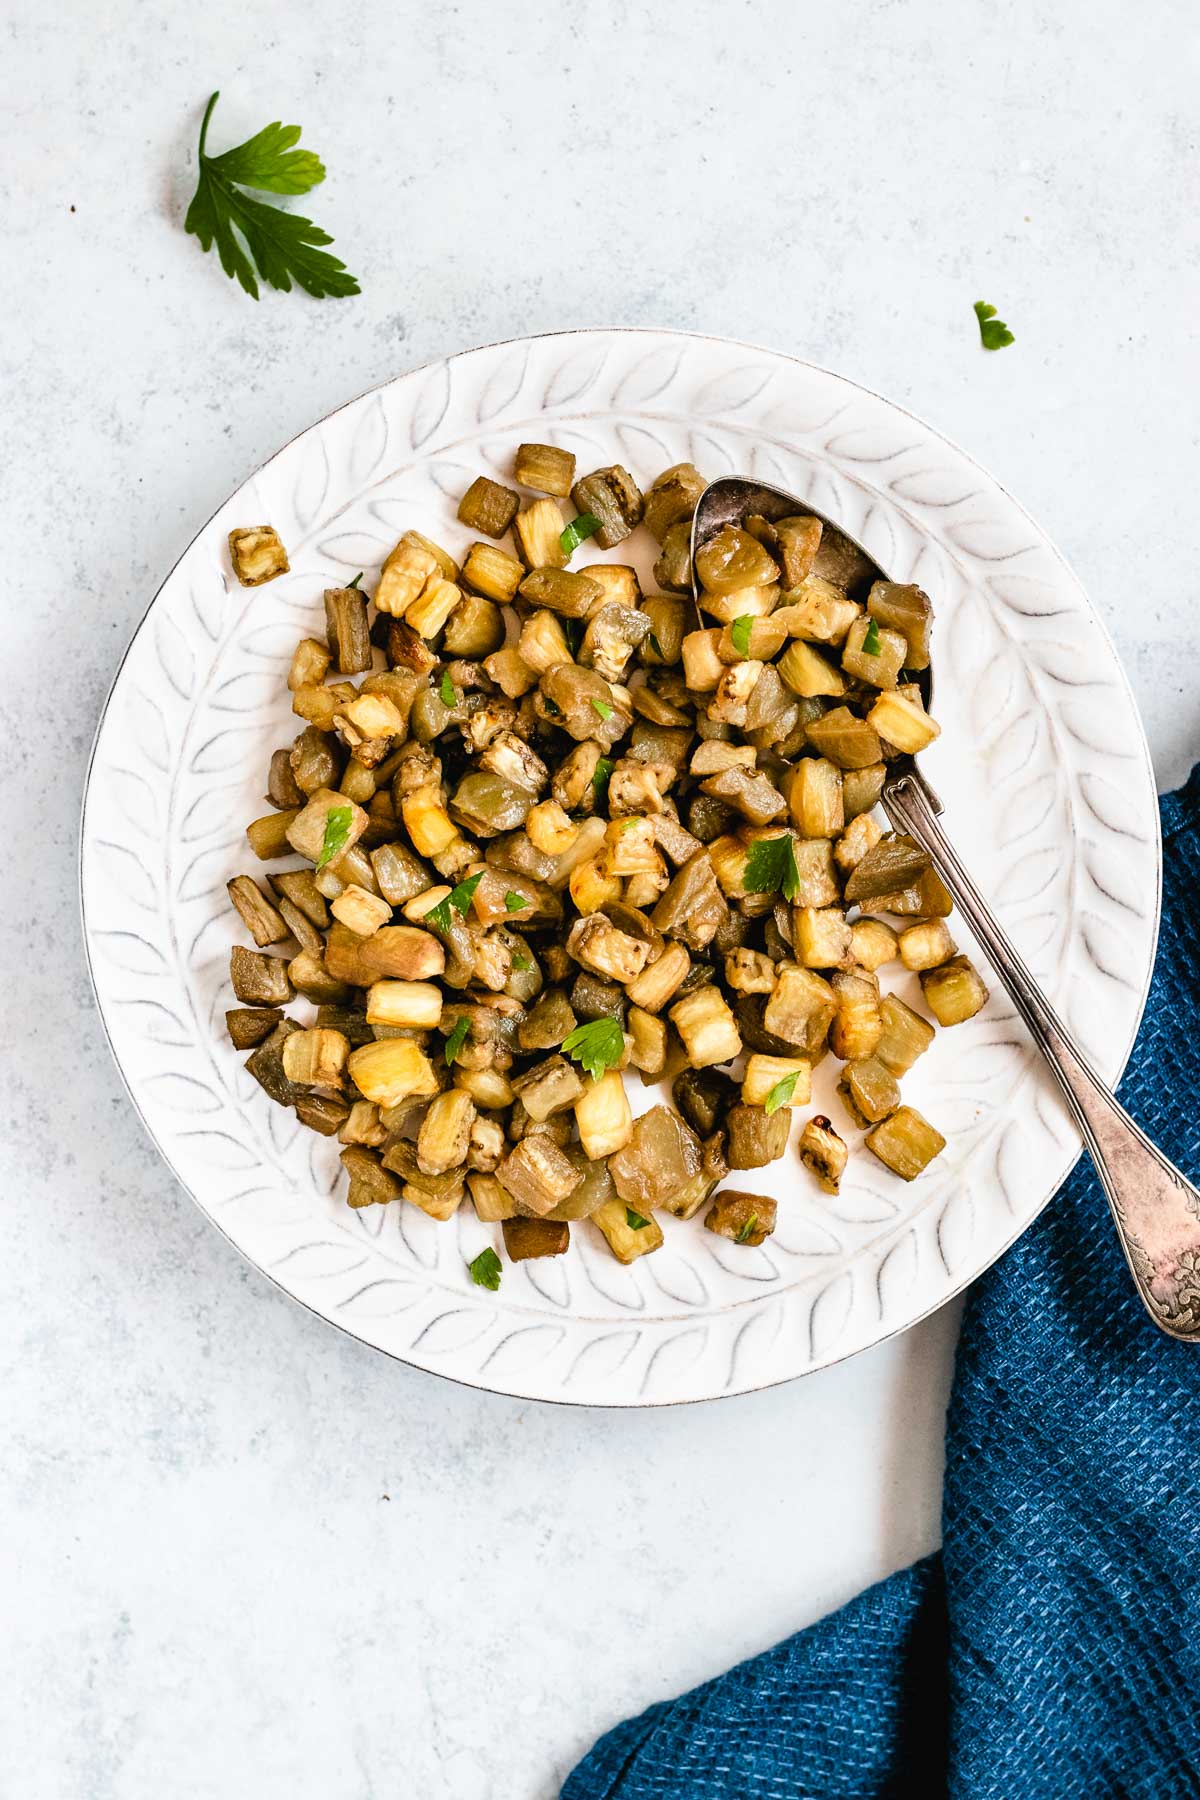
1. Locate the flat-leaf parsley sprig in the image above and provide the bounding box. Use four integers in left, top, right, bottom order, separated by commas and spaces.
184, 91, 360, 301
973, 300, 1014, 351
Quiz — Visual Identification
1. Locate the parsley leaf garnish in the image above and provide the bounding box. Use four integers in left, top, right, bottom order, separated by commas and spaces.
589, 697, 613, 723
730, 614, 754, 658
560, 1017, 625, 1081
444, 1016, 471, 1066
625, 1207, 650, 1231
764, 1071, 801, 1115
744, 833, 801, 903
512, 951, 532, 973
439, 669, 457, 708
315, 804, 353, 872
467, 1246, 502, 1290
592, 756, 614, 802
426, 870, 483, 935
560, 513, 603, 556
734, 1213, 759, 1244
347, 571, 363, 589
973, 300, 1015, 351
184, 92, 359, 301
861, 617, 882, 658
504, 891, 528, 913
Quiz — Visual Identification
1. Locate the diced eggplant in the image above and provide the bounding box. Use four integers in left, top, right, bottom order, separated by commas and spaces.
503, 1217, 570, 1261
704, 1189, 777, 1246
799, 1115, 848, 1193
609, 1105, 703, 1210
726, 1104, 790, 1168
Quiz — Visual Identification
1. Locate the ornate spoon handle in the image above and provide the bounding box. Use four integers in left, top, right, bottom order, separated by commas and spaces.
883, 771, 1200, 1341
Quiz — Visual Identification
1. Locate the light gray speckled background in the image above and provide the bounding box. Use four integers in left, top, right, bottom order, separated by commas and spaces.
3, 2, 1198, 1796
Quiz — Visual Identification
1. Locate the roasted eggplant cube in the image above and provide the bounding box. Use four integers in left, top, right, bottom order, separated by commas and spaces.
511, 1055, 585, 1122
591, 1196, 664, 1263
340, 1146, 402, 1209
763, 967, 836, 1053
229, 525, 288, 586
230, 945, 291, 1006
245, 1021, 303, 1107
515, 442, 576, 497
876, 994, 936, 1076
672, 1067, 738, 1137
417, 1088, 476, 1176
499, 1136, 581, 1217
704, 1189, 777, 1246
670, 986, 742, 1069
726, 1104, 790, 1169
830, 968, 883, 1061
609, 1105, 703, 1211
458, 475, 520, 539
899, 920, 956, 973
574, 1069, 633, 1160
226, 1006, 284, 1049
866, 1107, 946, 1180
799, 1115, 848, 1193
324, 587, 373, 674
837, 1056, 901, 1128
227, 875, 289, 947
920, 955, 989, 1026
503, 1217, 571, 1261
571, 465, 643, 549
642, 463, 706, 542
462, 541, 524, 603
843, 835, 931, 905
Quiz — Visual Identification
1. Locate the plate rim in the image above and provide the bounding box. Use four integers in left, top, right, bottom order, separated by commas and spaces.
79, 324, 1163, 1406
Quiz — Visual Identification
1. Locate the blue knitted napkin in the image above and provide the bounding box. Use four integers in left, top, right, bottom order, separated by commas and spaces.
564, 767, 1200, 1800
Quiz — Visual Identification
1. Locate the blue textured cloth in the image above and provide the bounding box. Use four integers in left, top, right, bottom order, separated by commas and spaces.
564, 768, 1200, 1800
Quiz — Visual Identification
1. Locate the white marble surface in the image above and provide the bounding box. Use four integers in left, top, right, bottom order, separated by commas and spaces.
4, 2, 1198, 1795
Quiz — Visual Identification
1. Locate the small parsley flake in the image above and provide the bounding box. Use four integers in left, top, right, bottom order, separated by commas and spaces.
468, 1246, 502, 1290
444, 1016, 470, 1066
974, 300, 1015, 350
315, 804, 353, 872
743, 833, 801, 903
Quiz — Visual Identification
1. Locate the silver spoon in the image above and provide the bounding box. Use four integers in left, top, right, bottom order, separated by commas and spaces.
691, 476, 1200, 1341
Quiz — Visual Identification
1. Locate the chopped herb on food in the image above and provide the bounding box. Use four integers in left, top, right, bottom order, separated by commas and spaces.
468, 1246, 502, 1290
730, 614, 754, 658
560, 1017, 625, 1081
347, 571, 363, 589
974, 300, 1015, 350
439, 669, 457, 708
764, 1072, 800, 1115
315, 804, 353, 872
592, 756, 613, 800
560, 513, 603, 556
735, 1213, 759, 1244
625, 1207, 650, 1231
184, 91, 360, 301
861, 617, 882, 658
444, 1016, 471, 1066
589, 697, 613, 722
512, 952, 532, 972
744, 832, 801, 903
504, 891, 528, 913
428, 870, 484, 934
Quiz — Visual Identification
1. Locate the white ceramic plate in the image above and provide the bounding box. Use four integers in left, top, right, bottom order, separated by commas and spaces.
80, 328, 1160, 1406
